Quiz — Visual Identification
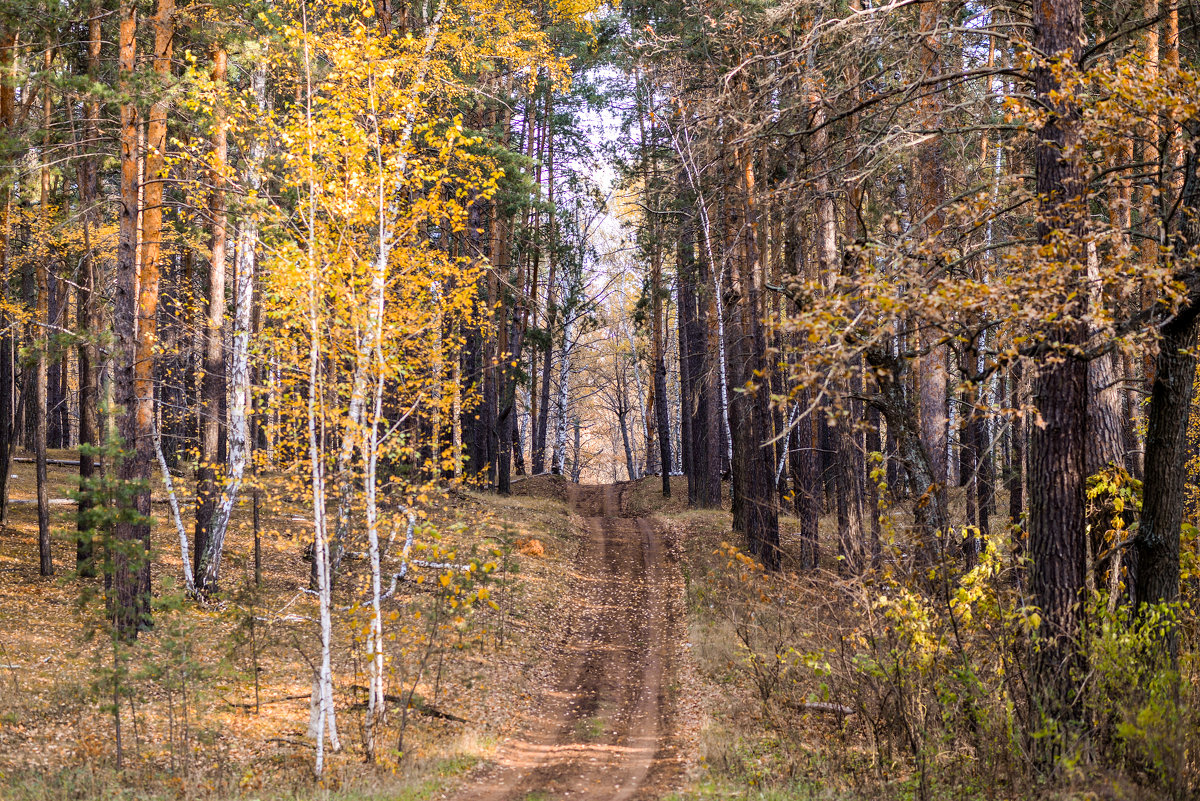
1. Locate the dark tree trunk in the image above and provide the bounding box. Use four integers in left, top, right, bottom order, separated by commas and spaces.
497, 310, 525, 495
677, 208, 697, 504
727, 150, 778, 568
817, 409, 837, 514
34, 54, 53, 578
1027, 0, 1088, 736
678, 308, 695, 502
76, 212, 99, 575
512, 412, 525, 476
1132, 306, 1196, 618
654, 360, 671, 493
463, 325, 483, 476
46, 269, 67, 449
532, 96, 556, 476
0, 334, 12, 527
1132, 119, 1200, 649
694, 216, 721, 508
35, 249, 50, 578
867, 349, 949, 560
831, 421, 867, 575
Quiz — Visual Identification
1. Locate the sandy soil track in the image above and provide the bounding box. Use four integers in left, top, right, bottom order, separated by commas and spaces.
449, 483, 684, 800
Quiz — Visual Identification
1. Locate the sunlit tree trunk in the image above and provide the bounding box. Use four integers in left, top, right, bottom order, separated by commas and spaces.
299, 14, 340, 774
128, 0, 174, 623
34, 44, 51, 577
112, 0, 142, 639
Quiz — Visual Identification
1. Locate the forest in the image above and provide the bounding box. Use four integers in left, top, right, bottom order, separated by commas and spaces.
0, 0, 1198, 797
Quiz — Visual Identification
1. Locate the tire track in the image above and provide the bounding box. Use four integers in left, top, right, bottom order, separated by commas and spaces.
451, 483, 683, 800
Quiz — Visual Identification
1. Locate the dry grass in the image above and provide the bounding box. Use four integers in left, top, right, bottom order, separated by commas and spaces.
633, 475, 1196, 801
0, 456, 578, 801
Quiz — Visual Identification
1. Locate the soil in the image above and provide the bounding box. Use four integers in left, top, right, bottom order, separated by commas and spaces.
448, 482, 686, 800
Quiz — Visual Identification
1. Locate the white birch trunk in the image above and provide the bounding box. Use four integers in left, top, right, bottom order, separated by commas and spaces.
300, 18, 339, 778
153, 421, 195, 595
201, 62, 265, 589
363, 282, 386, 760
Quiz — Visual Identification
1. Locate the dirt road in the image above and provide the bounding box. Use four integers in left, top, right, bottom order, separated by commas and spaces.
451, 483, 685, 800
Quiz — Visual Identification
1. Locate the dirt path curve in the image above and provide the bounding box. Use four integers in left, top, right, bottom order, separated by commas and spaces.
449, 482, 685, 801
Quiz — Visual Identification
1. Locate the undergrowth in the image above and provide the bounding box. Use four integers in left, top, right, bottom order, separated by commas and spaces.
668, 473, 1200, 801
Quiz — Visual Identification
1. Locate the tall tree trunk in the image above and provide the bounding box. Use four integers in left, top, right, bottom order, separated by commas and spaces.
300, 20, 340, 775
915, 0, 950, 563
533, 97, 555, 475
1027, 0, 1088, 742
697, 214, 723, 508
616, 357, 636, 480
195, 46, 228, 592
0, 29, 12, 526
126, 0, 174, 626
1131, 118, 1200, 652
498, 244, 526, 495
643, 110, 671, 497
112, 0, 143, 638
75, 2, 102, 577
677, 202, 698, 505
200, 59, 265, 592
727, 143, 779, 568
35, 45, 52, 577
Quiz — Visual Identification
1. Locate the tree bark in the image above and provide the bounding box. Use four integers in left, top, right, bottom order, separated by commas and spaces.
532, 96, 555, 475
727, 144, 779, 568
112, 0, 143, 639
915, 0, 950, 563
35, 45, 51, 577
195, 46, 228, 592
1131, 119, 1200, 651
127, 0, 174, 625
200, 58, 265, 592
75, 2, 102, 577
1027, 0, 1088, 739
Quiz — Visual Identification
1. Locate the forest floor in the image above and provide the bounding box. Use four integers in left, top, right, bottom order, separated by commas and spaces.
0, 455, 598, 801
0, 459, 878, 801
445, 482, 691, 801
